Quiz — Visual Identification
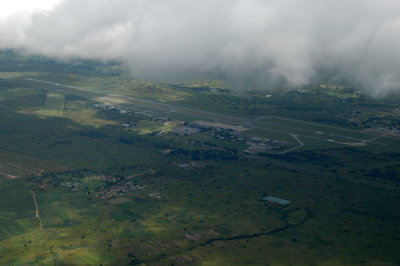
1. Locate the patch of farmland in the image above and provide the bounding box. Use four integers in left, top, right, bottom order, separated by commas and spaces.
36, 93, 65, 117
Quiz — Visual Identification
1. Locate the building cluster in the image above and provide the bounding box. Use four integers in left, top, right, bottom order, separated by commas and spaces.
173, 127, 200, 136
177, 121, 247, 142
177, 161, 202, 168
148, 192, 162, 199
320, 84, 345, 90
377, 127, 400, 135
245, 137, 288, 153
94, 102, 289, 153
173, 120, 288, 152
95, 103, 171, 124
60, 182, 81, 190
347, 110, 367, 123
94, 104, 129, 115
95, 181, 144, 199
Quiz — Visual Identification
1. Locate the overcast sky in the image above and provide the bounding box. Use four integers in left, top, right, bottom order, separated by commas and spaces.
1, 0, 400, 95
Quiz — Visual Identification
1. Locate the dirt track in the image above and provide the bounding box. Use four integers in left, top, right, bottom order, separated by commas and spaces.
31, 191, 43, 229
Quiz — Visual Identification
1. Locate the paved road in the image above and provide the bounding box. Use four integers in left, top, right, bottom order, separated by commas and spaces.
254, 115, 366, 134
252, 119, 383, 145
24, 78, 385, 152
281, 134, 304, 154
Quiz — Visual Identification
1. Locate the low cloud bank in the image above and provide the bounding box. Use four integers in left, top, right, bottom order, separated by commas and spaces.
1, 0, 400, 95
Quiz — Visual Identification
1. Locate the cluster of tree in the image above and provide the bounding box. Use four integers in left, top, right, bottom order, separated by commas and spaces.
366, 167, 399, 181
170, 147, 239, 161
0, 79, 19, 90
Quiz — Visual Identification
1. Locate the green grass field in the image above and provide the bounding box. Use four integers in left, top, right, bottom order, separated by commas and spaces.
35, 93, 65, 117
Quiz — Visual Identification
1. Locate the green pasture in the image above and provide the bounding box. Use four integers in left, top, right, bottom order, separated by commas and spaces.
0, 177, 38, 242
36, 93, 65, 117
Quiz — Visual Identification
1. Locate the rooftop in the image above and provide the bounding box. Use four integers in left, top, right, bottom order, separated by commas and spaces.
263, 196, 291, 205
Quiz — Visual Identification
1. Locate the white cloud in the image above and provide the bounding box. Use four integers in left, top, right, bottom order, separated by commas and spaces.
1, 0, 400, 95
0, 0, 60, 19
